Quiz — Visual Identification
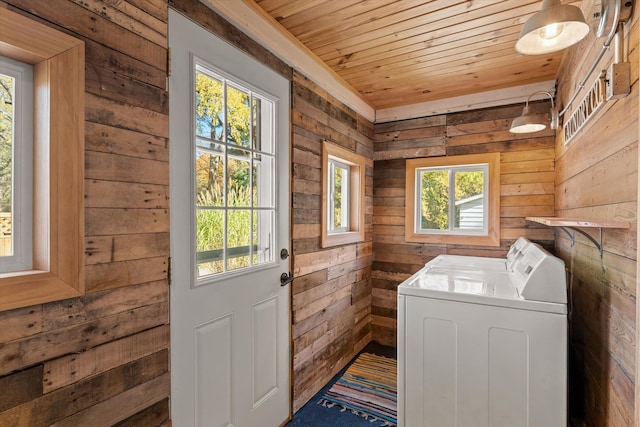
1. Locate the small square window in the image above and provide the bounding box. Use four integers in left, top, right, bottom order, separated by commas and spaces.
321, 141, 366, 247
406, 153, 500, 246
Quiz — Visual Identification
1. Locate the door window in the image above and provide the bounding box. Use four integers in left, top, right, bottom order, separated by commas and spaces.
194, 61, 276, 281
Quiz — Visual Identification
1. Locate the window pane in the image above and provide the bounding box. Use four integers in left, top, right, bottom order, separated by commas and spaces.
196, 150, 224, 207
253, 153, 274, 208
195, 71, 223, 141
227, 85, 250, 148
227, 149, 250, 207
420, 170, 449, 231
196, 209, 224, 277
252, 96, 260, 151
253, 210, 273, 265
333, 165, 342, 228
0, 72, 14, 257
329, 160, 349, 232
253, 96, 274, 154
454, 170, 485, 230
227, 209, 251, 271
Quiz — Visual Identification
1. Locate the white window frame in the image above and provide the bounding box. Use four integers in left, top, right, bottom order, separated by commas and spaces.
0, 56, 33, 273
328, 158, 350, 234
321, 140, 366, 248
405, 153, 500, 247
193, 57, 278, 284
414, 163, 489, 235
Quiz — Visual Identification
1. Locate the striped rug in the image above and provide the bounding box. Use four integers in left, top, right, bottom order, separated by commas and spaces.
318, 352, 397, 426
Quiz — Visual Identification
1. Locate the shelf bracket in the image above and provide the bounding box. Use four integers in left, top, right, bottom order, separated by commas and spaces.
557, 226, 575, 247
559, 226, 604, 258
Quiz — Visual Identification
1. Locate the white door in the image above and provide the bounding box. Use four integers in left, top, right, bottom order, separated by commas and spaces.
169, 9, 291, 427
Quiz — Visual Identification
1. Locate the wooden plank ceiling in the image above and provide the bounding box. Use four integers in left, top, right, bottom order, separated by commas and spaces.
248, 0, 582, 110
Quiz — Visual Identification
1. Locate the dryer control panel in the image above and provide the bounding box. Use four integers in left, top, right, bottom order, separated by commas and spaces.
505, 236, 531, 270
512, 244, 567, 304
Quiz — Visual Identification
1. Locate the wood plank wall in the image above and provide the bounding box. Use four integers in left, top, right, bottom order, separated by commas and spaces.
371, 103, 556, 346
0, 1, 171, 426
554, 1, 639, 425
290, 71, 374, 411
10, 1, 634, 424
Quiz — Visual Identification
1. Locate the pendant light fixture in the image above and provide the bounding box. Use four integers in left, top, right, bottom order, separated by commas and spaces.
509, 91, 558, 134
515, 0, 590, 55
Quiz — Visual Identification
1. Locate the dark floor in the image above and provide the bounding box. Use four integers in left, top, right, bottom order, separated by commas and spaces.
286, 342, 397, 427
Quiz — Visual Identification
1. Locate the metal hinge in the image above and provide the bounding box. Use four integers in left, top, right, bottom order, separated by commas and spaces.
167, 256, 172, 285
166, 47, 171, 77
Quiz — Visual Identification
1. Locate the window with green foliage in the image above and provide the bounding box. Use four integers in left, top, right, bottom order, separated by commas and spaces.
417, 165, 487, 233
406, 153, 500, 246
194, 60, 276, 280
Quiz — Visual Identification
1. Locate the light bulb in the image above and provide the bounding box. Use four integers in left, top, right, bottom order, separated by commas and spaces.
538, 22, 564, 40
510, 123, 546, 134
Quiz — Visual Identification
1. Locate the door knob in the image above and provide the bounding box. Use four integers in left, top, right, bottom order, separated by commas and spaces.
280, 272, 294, 286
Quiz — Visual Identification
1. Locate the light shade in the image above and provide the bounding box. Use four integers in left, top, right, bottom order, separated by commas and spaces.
510, 91, 558, 134
515, 0, 590, 55
509, 105, 547, 133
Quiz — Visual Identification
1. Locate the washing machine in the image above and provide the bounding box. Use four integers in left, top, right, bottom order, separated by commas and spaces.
397, 241, 567, 427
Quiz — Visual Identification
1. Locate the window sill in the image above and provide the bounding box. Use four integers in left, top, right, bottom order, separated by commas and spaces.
322, 231, 365, 248
0, 271, 82, 312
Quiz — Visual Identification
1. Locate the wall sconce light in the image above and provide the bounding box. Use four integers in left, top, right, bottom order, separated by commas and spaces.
515, 0, 590, 55
509, 91, 558, 134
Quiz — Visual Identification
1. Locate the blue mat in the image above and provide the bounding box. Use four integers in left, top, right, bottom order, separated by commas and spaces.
318, 353, 397, 426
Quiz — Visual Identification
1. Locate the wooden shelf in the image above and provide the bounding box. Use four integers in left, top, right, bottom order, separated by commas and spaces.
526, 217, 630, 258
525, 217, 630, 229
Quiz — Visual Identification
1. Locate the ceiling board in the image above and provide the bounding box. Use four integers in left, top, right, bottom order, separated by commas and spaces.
250, 0, 582, 109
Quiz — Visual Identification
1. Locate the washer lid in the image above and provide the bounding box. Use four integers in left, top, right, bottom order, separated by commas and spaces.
398, 266, 567, 314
